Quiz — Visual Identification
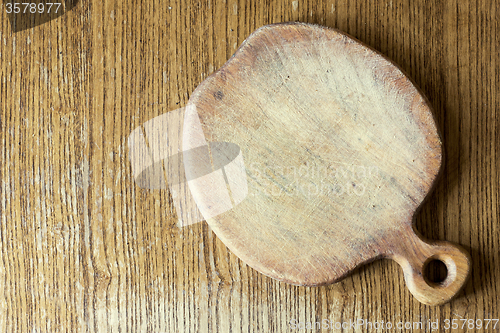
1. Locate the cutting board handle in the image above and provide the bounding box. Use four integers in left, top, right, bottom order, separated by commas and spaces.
391, 231, 471, 306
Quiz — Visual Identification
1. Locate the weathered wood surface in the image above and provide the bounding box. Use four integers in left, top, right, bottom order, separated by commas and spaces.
186, 22, 471, 306
0, 0, 499, 332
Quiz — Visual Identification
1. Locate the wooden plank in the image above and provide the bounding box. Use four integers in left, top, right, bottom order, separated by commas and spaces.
186, 22, 469, 306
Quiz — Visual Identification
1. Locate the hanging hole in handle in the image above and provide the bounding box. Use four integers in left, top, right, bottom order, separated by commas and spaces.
422, 254, 458, 288
424, 258, 448, 285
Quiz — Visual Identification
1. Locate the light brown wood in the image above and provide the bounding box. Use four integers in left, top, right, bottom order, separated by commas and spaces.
185, 22, 471, 305
1, 0, 499, 331
128, 108, 207, 227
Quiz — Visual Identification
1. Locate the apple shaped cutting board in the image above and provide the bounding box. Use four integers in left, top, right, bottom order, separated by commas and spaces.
183, 22, 471, 305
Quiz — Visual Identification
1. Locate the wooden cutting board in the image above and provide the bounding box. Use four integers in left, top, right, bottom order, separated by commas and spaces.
183, 22, 471, 306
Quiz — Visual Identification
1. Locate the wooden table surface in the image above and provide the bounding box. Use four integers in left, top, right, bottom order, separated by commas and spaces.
0, 0, 499, 332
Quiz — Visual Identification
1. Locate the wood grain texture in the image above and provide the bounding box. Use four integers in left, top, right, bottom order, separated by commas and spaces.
186, 22, 470, 306
0, 0, 498, 332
